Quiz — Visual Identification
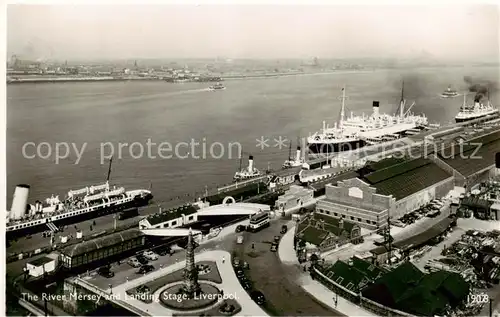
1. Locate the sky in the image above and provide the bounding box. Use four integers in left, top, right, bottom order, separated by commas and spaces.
6, 4, 500, 61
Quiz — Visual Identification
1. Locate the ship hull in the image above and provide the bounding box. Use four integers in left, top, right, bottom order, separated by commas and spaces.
6, 193, 153, 241
455, 111, 500, 123
307, 139, 366, 154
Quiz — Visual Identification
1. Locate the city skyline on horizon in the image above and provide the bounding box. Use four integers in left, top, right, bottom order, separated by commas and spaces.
7, 4, 499, 62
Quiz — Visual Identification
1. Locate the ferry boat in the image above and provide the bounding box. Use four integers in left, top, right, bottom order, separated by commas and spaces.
208, 82, 226, 91
282, 143, 305, 168
455, 94, 499, 123
440, 85, 459, 98
6, 161, 153, 240
234, 155, 262, 181
307, 84, 430, 154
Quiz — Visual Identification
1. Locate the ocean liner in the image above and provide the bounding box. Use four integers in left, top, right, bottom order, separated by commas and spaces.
307, 84, 429, 154
6, 161, 153, 240
455, 93, 499, 123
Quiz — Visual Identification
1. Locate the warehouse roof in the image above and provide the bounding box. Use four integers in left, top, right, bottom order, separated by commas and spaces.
362, 158, 452, 201
438, 130, 500, 177
310, 170, 358, 191
205, 182, 267, 205
370, 216, 455, 254
62, 228, 144, 257
145, 204, 198, 226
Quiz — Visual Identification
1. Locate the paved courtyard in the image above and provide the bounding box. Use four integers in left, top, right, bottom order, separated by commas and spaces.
80, 250, 267, 316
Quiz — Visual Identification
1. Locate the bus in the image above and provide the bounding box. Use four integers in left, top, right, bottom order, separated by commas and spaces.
248, 212, 270, 232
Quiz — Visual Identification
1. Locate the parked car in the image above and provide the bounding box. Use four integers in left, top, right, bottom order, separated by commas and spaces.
236, 269, 245, 279
136, 254, 149, 265
280, 225, 288, 234
233, 257, 241, 267
235, 225, 246, 233
251, 291, 266, 305
137, 265, 155, 274
241, 279, 252, 290
143, 251, 159, 260
237, 235, 244, 244
127, 258, 142, 268
157, 246, 172, 256
270, 243, 278, 252
98, 266, 115, 278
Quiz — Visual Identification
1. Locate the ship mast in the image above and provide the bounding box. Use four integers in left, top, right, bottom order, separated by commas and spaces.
400, 81, 405, 118
288, 140, 292, 160
106, 156, 113, 182
339, 87, 346, 130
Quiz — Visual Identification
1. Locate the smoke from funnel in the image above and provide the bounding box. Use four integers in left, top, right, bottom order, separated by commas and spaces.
464, 76, 496, 102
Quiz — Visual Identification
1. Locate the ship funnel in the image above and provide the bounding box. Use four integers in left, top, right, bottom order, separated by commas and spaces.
373, 101, 380, 117
248, 155, 254, 173
295, 146, 301, 162
10, 184, 30, 220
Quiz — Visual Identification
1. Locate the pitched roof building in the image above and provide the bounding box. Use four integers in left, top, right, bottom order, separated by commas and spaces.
295, 212, 362, 251
362, 262, 470, 316
316, 157, 454, 229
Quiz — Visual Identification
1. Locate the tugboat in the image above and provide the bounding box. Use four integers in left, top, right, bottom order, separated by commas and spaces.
441, 85, 459, 98
208, 82, 226, 91
282, 142, 304, 169
234, 155, 262, 181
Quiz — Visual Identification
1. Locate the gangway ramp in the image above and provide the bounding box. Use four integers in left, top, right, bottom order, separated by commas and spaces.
141, 228, 203, 237
197, 202, 270, 217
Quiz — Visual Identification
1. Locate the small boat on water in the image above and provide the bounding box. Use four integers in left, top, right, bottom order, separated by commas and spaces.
441, 85, 459, 98
209, 82, 226, 91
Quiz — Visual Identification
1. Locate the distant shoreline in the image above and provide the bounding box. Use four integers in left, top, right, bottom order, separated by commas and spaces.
6, 69, 373, 85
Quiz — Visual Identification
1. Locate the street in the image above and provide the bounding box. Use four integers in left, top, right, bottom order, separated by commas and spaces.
233, 220, 343, 316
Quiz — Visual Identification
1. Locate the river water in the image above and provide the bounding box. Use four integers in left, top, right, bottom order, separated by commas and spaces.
7, 66, 499, 206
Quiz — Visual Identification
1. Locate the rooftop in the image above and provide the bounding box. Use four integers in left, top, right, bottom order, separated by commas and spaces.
438, 129, 500, 177
29, 256, 55, 267
146, 204, 198, 226
362, 157, 452, 201
321, 257, 388, 292
296, 213, 358, 246
61, 228, 144, 257
205, 182, 268, 205
371, 216, 455, 254
312, 157, 452, 201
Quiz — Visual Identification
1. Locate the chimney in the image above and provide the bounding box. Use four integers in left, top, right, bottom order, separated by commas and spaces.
248, 155, 254, 173
295, 146, 301, 162
474, 97, 481, 107
10, 184, 30, 220
372, 101, 379, 117
338, 218, 344, 229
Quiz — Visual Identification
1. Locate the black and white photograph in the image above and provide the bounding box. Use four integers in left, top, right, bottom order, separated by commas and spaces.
4, 2, 500, 316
